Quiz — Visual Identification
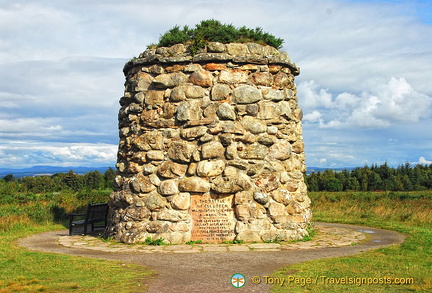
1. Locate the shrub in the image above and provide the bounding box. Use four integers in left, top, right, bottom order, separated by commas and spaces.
156, 19, 284, 51
76, 188, 111, 205
142, 237, 166, 246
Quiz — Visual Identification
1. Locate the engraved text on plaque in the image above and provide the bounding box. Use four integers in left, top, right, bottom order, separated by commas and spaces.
190, 194, 235, 243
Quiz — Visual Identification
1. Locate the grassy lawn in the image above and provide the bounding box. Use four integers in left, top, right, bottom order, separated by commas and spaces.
271, 191, 432, 292
1, 188, 431, 292
0, 199, 153, 292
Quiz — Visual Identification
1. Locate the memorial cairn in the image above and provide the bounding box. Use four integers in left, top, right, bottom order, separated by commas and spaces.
105, 40, 312, 244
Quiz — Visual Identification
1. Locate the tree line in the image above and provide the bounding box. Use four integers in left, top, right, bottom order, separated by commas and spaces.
306, 163, 432, 192
2, 163, 432, 195
0, 168, 116, 195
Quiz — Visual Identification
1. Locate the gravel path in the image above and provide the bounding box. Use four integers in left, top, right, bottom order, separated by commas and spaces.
18, 223, 405, 292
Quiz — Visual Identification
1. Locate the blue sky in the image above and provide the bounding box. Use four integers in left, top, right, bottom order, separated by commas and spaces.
0, 0, 431, 169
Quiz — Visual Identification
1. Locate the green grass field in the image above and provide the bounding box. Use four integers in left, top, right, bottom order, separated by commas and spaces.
271, 191, 432, 292
0, 191, 153, 292
0, 189, 430, 292
1, 224, 152, 292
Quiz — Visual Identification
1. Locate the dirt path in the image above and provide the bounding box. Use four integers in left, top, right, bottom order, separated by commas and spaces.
18, 223, 405, 292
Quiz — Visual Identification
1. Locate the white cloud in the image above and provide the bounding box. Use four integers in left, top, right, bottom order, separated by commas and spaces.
0, 142, 117, 167
417, 157, 432, 165
0, 117, 60, 134
291, 1, 432, 95
0, 114, 117, 144
303, 110, 322, 123
334, 92, 359, 110
300, 77, 432, 129
0, 3, 77, 62
297, 81, 333, 109
373, 77, 431, 122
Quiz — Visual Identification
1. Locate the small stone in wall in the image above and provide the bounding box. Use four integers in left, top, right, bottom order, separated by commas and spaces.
201, 141, 225, 159
167, 141, 197, 163
273, 72, 291, 88
170, 193, 191, 210
238, 143, 269, 160
176, 100, 202, 122
268, 140, 292, 161
226, 43, 250, 55
203, 63, 227, 70
170, 85, 205, 101
146, 150, 165, 161
217, 103, 236, 120
158, 179, 179, 195
258, 102, 281, 120
154, 72, 188, 88
218, 69, 249, 84
189, 70, 213, 87
196, 159, 226, 177
178, 176, 211, 193
241, 116, 267, 134
130, 174, 156, 193
268, 201, 287, 219
144, 192, 167, 212
131, 72, 153, 91
235, 204, 251, 222
143, 90, 165, 107
207, 42, 225, 53
253, 192, 269, 205
271, 189, 291, 205
211, 84, 231, 101
236, 230, 261, 242
262, 88, 285, 101
252, 72, 273, 86
157, 209, 187, 222
233, 85, 262, 104
180, 126, 207, 140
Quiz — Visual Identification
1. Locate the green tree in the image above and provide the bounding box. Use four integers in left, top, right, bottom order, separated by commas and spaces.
63, 170, 84, 191
2, 174, 15, 182
0, 179, 20, 196
103, 168, 116, 189
324, 177, 343, 192
305, 172, 319, 191
401, 174, 413, 191
320, 170, 343, 191
84, 171, 105, 190
345, 177, 360, 191
21, 176, 56, 193
368, 172, 383, 191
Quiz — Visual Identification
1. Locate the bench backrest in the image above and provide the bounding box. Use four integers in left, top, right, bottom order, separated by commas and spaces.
86, 203, 109, 222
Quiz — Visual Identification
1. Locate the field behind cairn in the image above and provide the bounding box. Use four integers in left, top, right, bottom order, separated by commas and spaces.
272, 191, 432, 292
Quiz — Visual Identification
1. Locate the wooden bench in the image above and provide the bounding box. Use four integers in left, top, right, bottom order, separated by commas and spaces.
68, 203, 109, 236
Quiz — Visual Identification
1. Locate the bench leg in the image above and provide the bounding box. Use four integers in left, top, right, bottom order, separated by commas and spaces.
69, 217, 73, 236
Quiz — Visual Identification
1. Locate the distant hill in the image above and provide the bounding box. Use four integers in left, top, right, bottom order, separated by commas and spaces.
306, 167, 354, 174
0, 166, 114, 178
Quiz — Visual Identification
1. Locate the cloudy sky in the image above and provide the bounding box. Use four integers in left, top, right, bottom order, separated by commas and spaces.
0, 0, 431, 169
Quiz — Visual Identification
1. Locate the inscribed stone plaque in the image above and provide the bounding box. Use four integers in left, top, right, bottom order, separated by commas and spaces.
190, 194, 235, 243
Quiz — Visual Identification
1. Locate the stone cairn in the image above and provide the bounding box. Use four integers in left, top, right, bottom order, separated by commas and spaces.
106, 42, 312, 244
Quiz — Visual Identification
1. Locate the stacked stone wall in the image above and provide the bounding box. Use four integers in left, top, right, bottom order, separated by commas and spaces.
106, 42, 312, 244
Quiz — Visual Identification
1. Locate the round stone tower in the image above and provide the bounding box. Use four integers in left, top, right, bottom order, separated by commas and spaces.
105, 42, 311, 244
